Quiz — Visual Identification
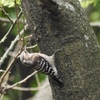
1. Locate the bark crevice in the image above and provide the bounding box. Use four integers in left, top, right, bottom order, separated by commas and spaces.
21, 0, 100, 100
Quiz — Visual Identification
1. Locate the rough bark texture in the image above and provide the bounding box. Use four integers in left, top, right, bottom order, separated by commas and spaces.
21, 0, 100, 100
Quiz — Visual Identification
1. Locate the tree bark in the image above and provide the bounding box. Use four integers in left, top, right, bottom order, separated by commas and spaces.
21, 0, 100, 100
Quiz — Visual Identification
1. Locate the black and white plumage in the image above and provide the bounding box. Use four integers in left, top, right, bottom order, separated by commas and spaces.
19, 50, 63, 87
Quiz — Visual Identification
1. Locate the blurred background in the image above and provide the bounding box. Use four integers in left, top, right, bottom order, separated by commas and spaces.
0, 0, 100, 100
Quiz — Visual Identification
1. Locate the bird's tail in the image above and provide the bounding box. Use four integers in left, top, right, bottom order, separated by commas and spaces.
52, 75, 64, 88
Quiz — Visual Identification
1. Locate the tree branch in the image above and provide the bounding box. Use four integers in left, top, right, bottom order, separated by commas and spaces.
0, 24, 28, 66
6, 71, 37, 90
0, 11, 23, 44
90, 22, 100, 27
0, 49, 23, 86
0, 6, 13, 24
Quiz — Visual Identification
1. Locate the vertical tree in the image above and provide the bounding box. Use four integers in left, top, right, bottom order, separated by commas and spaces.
21, 0, 100, 99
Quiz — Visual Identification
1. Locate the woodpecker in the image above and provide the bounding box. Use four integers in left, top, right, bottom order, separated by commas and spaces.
19, 49, 63, 87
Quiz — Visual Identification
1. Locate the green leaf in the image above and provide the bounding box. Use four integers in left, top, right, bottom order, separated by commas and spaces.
0, 0, 20, 7
80, 0, 95, 8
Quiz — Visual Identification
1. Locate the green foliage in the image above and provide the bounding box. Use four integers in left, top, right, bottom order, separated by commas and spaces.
3, 96, 10, 100
90, 11, 100, 21
80, 0, 99, 8
0, 0, 21, 7
79, 0, 100, 21
90, 1, 100, 21
80, 0, 100, 44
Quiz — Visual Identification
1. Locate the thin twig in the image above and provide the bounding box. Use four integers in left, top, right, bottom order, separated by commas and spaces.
0, 49, 23, 86
0, 94, 3, 100
0, 49, 23, 99
35, 73, 40, 86
26, 44, 38, 49
6, 71, 37, 90
0, 17, 13, 23
0, 6, 13, 24
0, 11, 23, 44
8, 44, 38, 57
0, 24, 28, 66
12, 86, 40, 91
90, 22, 100, 27
10, 84, 49, 91
0, 17, 23, 23
18, 34, 33, 41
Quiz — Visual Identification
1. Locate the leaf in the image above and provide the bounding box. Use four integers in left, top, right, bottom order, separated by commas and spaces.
0, 0, 20, 7
81, 0, 94, 8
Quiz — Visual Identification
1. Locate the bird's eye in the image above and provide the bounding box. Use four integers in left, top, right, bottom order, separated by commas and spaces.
22, 60, 30, 66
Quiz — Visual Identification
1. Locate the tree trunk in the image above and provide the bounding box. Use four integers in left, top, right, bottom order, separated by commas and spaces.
21, 0, 100, 100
